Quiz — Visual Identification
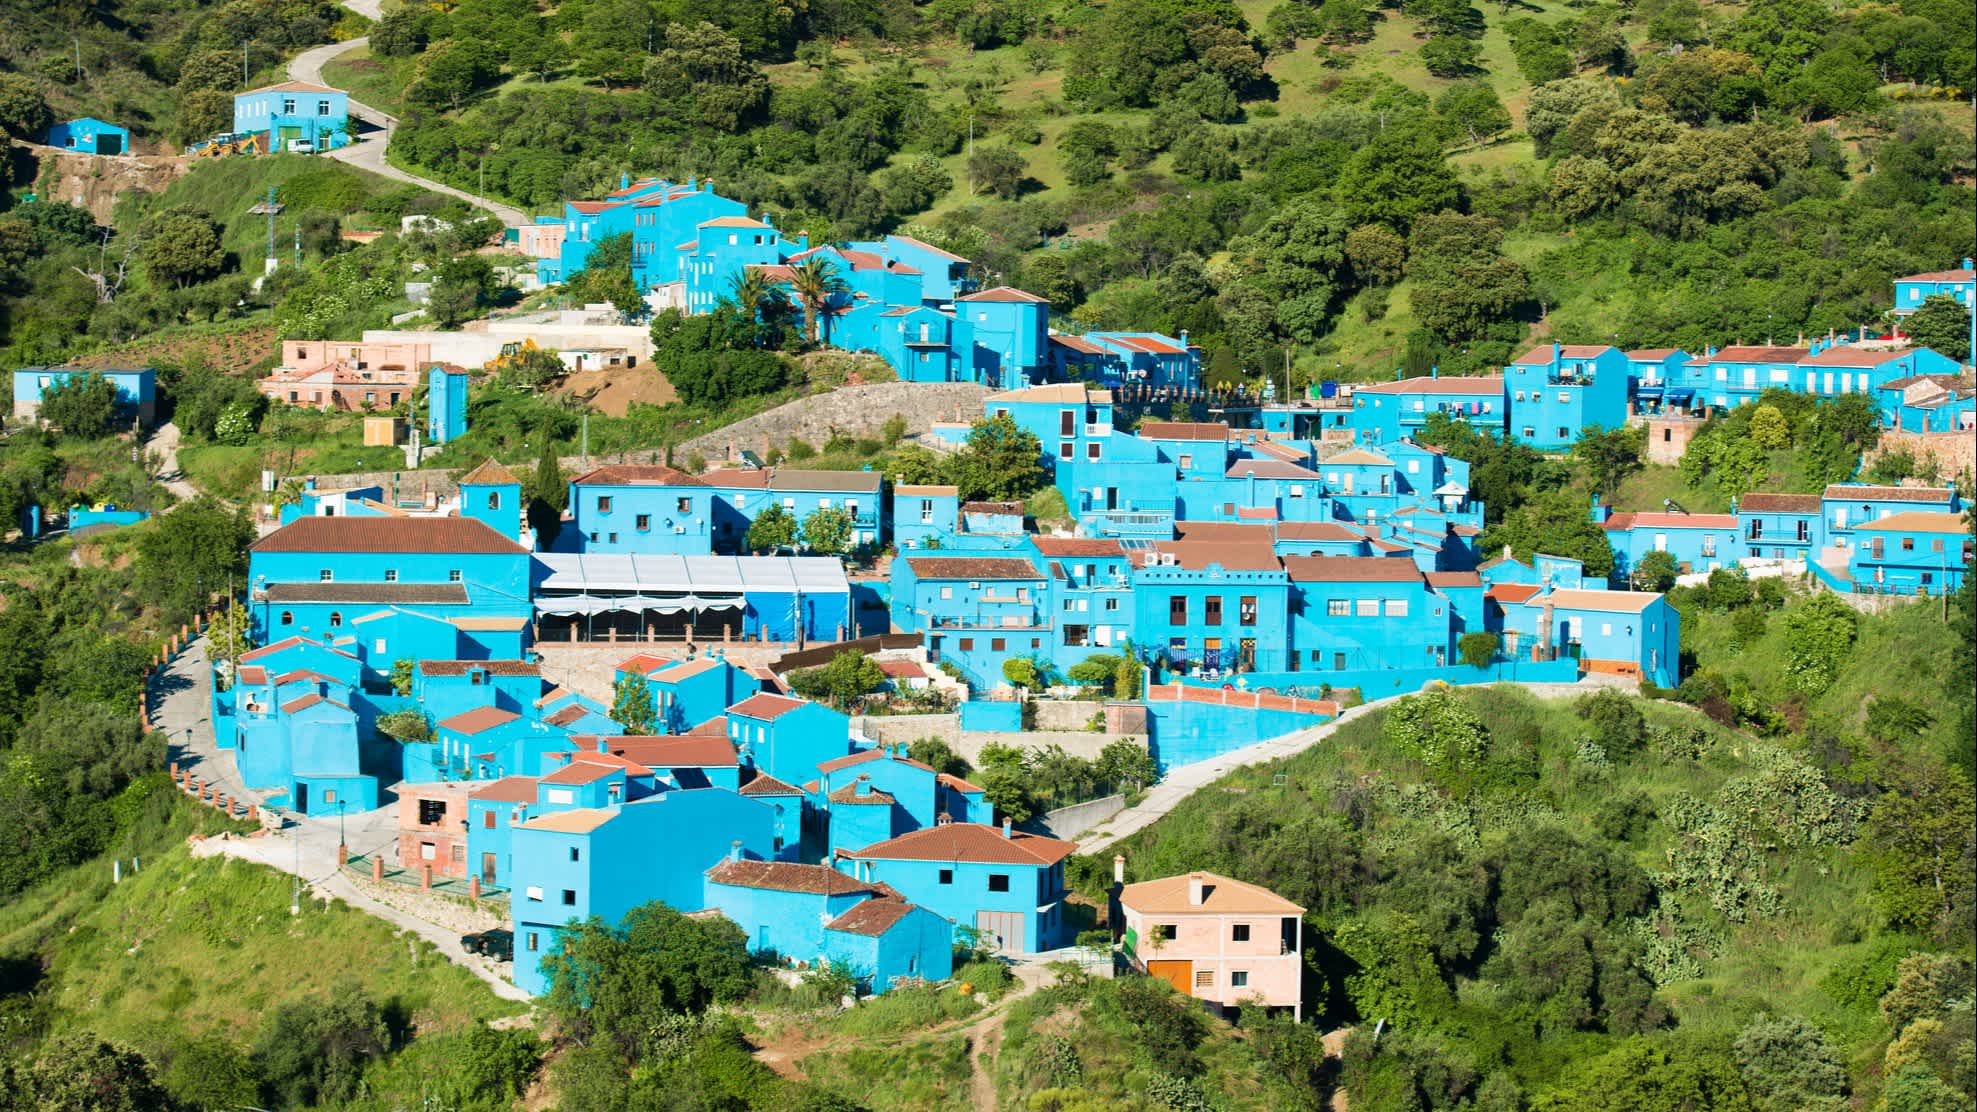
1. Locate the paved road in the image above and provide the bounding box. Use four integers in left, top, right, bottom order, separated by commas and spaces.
153, 640, 531, 1003
1078, 678, 1623, 853
288, 30, 527, 227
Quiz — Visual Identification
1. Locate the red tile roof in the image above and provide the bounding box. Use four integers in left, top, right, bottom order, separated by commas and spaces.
1512, 344, 1618, 363
570, 464, 703, 487
251, 516, 524, 554
959, 286, 1050, 303
938, 772, 985, 794
905, 556, 1042, 580
541, 751, 652, 784
827, 897, 919, 936
1283, 556, 1424, 583
829, 779, 897, 805
816, 748, 936, 775
1704, 345, 1811, 363
1486, 583, 1542, 605
1275, 521, 1364, 543
726, 692, 810, 721
607, 734, 739, 767
1031, 537, 1126, 558
845, 823, 1077, 866
1897, 268, 1975, 282
281, 693, 348, 714
469, 776, 540, 803
1626, 348, 1683, 359
438, 706, 520, 735
1352, 375, 1504, 396
1737, 492, 1822, 513
1140, 421, 1230, 441
889, 234, 969, 262
543, 705, 590, 728
1797, 345, 1913, 368
1821, 484, 1954, 503
272, 669, 340, 686
705, 859, 888, 895
1425, 571, 1483, 588
240, 635, 360, 663
236, 665, 268, 685
1601, 511, 1738, 530
616, 652, 675, 676
417, 659, 542, 676
739, 769, 804, 796
458, 459, 520, 486
1049, 334, 1109, 355
877, 659, 927, 680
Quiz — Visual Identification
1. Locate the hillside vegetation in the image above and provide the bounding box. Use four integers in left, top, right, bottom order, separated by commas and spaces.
370, 0, 1973, 385
1071, 578, 1975, 1109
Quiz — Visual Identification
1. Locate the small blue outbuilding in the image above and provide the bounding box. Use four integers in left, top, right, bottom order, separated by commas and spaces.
47, 117, 129, 155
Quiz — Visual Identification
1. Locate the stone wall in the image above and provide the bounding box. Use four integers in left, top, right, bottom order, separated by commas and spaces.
1867, 429, 1977, 483
1024, 794, 1128, 841
343, 870, 505, 935
1643, 415, 1707, 466
680, 382, 993, 462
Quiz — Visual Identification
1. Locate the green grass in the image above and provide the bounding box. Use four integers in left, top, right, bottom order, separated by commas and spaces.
179, 406, 409, 498
321, 45, 417, 116
0, 788, 521, 1078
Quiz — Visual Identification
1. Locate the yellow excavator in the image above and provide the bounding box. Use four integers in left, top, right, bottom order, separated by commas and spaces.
487, 338, 544, 374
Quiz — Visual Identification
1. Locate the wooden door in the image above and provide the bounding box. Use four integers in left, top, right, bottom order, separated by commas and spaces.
1147, 960, 1193, 996
481, 853, 497, 885
975, 910, 1025, 955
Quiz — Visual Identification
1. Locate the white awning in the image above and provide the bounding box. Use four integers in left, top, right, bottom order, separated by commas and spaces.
531, 554, 845, 616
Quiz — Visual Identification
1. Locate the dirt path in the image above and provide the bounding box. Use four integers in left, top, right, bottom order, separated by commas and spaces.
143, 421, 199, 501
288, 15, 527, 227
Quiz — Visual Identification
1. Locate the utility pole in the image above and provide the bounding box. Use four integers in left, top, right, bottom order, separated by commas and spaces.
243, 44, 249, 86
73, 37, 81, 82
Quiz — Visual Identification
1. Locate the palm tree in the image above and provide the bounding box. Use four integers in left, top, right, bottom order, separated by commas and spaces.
726, 268, 771, 320
789, 255, 849, 347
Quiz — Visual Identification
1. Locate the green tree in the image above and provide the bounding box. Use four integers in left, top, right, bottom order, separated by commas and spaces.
1095, 739, 1158, 791
1631, 549, 1679, 592
789, 256, 849, 345
1781, 592, 1858, 694
1002, 657, 1041, 690
645, 22, 769, 130
163, 1036, 258, 1110
978, 764, 1036, 824
610, 672, 657, 734
389, 658, 416, 697
786, 650, 885, 710
945, 412, 1046, 502
208, 600, 257, 678
14, 1033, 174, 1112
1526, 79, 1618, 158
453, 1023, 544, 1104
968, 145, 1029, 200
1901, 295, 1972, 362
1571, 424, 1646, 496
0, 73, 52, 140
541, 902, 753, 1056
139, 209, 225, 289
1420, 34, 1482, 77
376, 709, 432, 742
37, 373, 120, 439
1576, 688, 1646, 759
134, 497, 253, 623
906, 737, 972, 777
746, 504, 798, 552
800, 505, 854, 555
568, 233, 641, 318
1114, 654, 1143, 700
1531, 1038, 1754, 1111
1458, 631, 1499, 668
1345, 224, 1407, 287
1732, 1013, 1848, 1112
1436, 80, 1512, 146
1485, 492, 1616, 579
1867, 768, 1976, 936
252, 982, 391, 1109
1383, 689, 1490, 770
1748, 403, 1791, 448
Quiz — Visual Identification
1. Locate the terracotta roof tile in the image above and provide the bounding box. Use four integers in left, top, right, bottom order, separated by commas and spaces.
958, 286, 1049, 303
1854, 510, 1968, 534
417, 659, 542, 676
905, 556, 1041, 580
828, 778, 897, 805
607, 734, 739, 767
1283, 556, 1424, 583
727, 692, 810, 720
1140, 421, 1230, 441
1031, 537, 1126, 557
705, 859, 885, 895
438, 706, 520, 735
458, 459, 520, 486
240, 635, 358, 663
1120, 871, 1304, 915
845, 823, 1077, 866
816, 748, 936, 775
261, 582, 470, 605
938, 772, 985, 794
1737, 492, 1822, 514
469, 776, 540, 803
739, 769, 804, 796
826, 897, 919, 936
570, 464, 703, 487
251, 517, 524, 555
1822, 484, 1953, 503
1351, 375, 1504, 396
1512, 344, 1618, 363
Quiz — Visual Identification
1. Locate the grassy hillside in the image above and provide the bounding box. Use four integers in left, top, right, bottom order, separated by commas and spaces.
1069, 583, 1975, 1108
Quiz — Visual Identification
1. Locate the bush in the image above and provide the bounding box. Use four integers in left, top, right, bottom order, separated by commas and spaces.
1458, 631, 1499, 669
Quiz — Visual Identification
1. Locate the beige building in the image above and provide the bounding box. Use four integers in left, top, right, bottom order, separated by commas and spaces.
1118, 866, 1306, 1020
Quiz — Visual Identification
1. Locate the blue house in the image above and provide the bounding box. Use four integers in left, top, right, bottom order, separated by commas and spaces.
1344, 374, 1505, 445
47, 117, 129, 155
531, 552, 852, 644
956, 287, 1050, 384
838, 822, 1078, 955
1794, 344, 1961, 406
892, 484, 961, 550
414, 659, 546, 725
891, 554, 1050, 686
724, 692, 854, 787
1506, 344, 1629, 450
428, 366, 469, 445
1596, 504, 1744, 580
1624, 349, 1696, 414
813, 745, 941, 856
228, 637, 375, 814
1820, 483, 1961, 551
1847, 512, 1972, 596
702, 859, 954, 992
247, 516, 534, 673
1495, 587, 1681, 688
848, 234, 977, 304
457, 460, 526, 543
232, 81, 351, 151
636, 654, 761, 733
1283, 556, 1446, 673
1133, 528, 1292, 675
604, 731, 744, 792
1877, 374, 1977, 433
1081, 332, 1202, 391
510, 786, 776, 993
1892, 260, 1974, 320
1031, 536, 1136, 660
465, 776, 541, 889
1734, 493, 1823, 562
12, 367, 156, 426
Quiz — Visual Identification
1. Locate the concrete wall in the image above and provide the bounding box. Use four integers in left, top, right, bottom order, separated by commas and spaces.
679, 382, 992, 461
854, 712, 1143, 767
1868, 429, 1977, 481
1024, 794, 1127, 841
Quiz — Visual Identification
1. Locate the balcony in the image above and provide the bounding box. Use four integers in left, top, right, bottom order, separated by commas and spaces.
1084, 510, 1175, 538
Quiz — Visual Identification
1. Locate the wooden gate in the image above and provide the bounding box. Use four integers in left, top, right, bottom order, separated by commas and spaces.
974, 910, 1025, 955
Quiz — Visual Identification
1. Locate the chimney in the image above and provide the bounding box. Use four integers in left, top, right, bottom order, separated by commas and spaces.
855, 774, 872, 797
1113, 854, 1125, 884
1187, 875, 1206, 905
1001, 818, 1012, 839
1431, 364, 1439, 379
1963, 258, 1973, 270
1552, 342, 1561, 368
728, 839, 742, 862
1706, 344, 1717, 358
619, 172, 630, 190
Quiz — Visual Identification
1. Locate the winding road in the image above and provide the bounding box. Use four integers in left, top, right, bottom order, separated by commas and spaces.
288, 12, 528, 227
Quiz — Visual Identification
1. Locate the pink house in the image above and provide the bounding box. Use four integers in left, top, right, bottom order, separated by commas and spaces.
1117, 866, 1306, 1020
517, 222, 566, 261
258, 340, 432, 411
396, 781, 473, 878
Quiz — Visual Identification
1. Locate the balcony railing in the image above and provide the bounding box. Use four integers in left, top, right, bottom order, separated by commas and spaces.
1084, 510, 1174, 538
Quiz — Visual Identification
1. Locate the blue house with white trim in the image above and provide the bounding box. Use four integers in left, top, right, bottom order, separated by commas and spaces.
703, 859, 953, 992
12, 366, 156, 426
1847, 511, 1971, 596
1505, 344, 1629, 451
232, 82, 350, 151
838, 822, 1078, 955
47, 117, 129, 155
1345, 373, 1505, 445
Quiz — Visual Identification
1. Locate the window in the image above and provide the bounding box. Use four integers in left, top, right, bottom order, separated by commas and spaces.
1333, 652, 1346, 670
939, 869, 954, 885
282, 97, 296, 113
1601, 622, 1613, 636
562, 889, 577, 906
920, 501, 934, 524
280, 611, 294, 626
1169, 596, 1188, 624
419, 799, 446, 825
596, 496, 613, 513
1239, 596, 1257, 625
329, 612, 343, 627
1153, 923, 1177, 941
1179, 454, 1193, 469
1232, 923, 1250, 942
635, 514, 651, 531
384, 569, 398, 582
1231, 971, 1249, 988
1204, 596, 1223, 624
1557, 427, 1569, 440
1325, 598, 1349, 617
1355, 599, 1379, 617
449, 569, 462, 582
1088, 442, 1101, 460
317, 99, 331, 115
939, 586, 953, 600
1902, 537, 1915, 552
608, 532, 618, 544
527, 932, 539, 952
374, 639, 387, 654
991, 637, 1006, 651
1195, 969, 1215, 988
1701, 535, 1717, 558
958, 638, 974, 651
1385, 599, 1408, 617
525, 886, 544, 902
988, 874, 1010, 892
320, 569, 334, 582
483, 811, 496, 829
322, 790, 339, 805
1104, 597, 1120, 611
676, 497, 692, 513
547, 788, 574, 805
